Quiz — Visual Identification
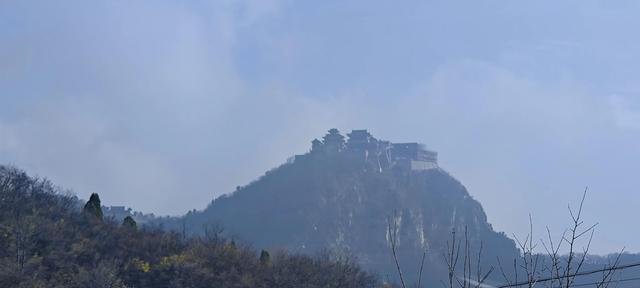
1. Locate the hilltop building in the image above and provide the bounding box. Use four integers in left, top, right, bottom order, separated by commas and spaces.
346, 129, 377, 160
346, 129, 375, 149
103, 206, 132, 220
322, 128, 345, 153
311, 139, 322, 151
103, 206, 156, 224
391, 142, 438, 171
308, 129, 438, 171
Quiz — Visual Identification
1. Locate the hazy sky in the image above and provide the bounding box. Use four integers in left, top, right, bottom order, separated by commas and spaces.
2, 0, 640, 253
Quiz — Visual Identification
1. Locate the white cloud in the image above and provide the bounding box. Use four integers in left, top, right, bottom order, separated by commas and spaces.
3, 0, 640, 252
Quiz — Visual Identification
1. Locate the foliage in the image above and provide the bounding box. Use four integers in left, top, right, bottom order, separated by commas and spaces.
0, 165, 377, 287
260, 249, 270, 265
83, 193, 103, 221
122, 216, 137, 230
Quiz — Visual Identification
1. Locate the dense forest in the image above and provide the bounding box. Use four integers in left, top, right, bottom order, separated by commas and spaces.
0, 165, 378, 287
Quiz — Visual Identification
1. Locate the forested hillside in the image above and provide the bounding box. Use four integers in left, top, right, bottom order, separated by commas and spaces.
0, 165, 377, 287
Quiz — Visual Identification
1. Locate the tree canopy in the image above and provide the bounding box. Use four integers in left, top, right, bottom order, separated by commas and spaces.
0, 165, 377, 287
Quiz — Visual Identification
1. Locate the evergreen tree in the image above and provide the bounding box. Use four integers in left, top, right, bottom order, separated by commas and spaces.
122, 216, 137, 229
259, 249, 270, 265
83, 193, 103, 220
0, 165, 378, 287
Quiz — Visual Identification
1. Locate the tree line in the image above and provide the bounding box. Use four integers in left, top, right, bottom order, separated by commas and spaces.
0, 165, 376, 287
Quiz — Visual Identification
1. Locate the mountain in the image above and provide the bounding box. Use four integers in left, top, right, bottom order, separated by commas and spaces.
3, 129, 638, 287
170, 129, 521, 285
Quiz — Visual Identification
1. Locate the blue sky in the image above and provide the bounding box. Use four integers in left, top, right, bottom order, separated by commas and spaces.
2, 0, 640, 253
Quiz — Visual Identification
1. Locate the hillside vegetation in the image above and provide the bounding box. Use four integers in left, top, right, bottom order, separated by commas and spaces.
0, 166, 377, 288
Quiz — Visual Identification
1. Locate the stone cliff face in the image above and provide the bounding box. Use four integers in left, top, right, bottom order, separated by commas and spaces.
179, 130, 519, 285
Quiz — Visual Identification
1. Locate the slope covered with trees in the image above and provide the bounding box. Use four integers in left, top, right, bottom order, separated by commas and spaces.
0, 165, 377, 287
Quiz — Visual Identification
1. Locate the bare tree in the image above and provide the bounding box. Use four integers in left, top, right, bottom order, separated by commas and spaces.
386, 209, 433, 288
561, 189, 596, 288
387, 211, 408, 288
595, 248, 625, 288
417, 250, 427, 288
443, 230, 461, 288
512, 215, 541, 288
473, 241, 494, 288
442, 227, 493, 288
498, 189, 617, 288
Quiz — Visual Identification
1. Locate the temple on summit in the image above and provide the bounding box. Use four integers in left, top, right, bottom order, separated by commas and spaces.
306, 129, 438, 171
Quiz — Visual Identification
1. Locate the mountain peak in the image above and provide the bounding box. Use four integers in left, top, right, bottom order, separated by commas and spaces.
298, 129, 438, 173
175, 129, 518, 285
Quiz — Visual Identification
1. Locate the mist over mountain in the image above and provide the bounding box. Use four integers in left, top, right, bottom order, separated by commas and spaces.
3, 129, 639, 287
161, 129, 520, 285
5, 1, 640, 286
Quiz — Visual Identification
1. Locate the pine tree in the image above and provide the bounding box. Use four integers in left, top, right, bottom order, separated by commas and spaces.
259, 250, 270, 265
83, 193, 103, 220
122, 216, 137, 229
